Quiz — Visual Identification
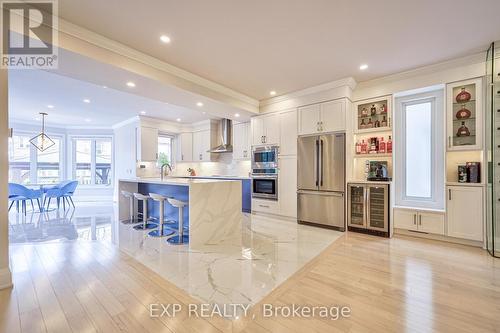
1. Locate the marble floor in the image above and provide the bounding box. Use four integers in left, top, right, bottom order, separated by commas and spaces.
8, 202, 342, 318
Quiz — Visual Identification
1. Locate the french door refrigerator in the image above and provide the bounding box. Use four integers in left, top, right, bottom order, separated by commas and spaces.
297, 133, 345, 230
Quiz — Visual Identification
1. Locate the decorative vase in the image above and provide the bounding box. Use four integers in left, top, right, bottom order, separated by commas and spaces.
456, 87, 471, 103
456, 121, 470, 137
456, 104, 471, 120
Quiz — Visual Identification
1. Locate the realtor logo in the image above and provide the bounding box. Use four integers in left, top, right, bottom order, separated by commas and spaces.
1, 0, 58, 68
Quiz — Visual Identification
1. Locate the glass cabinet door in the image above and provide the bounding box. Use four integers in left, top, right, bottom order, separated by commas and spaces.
355, 98, 391, 133
348, 185, 365, 227
447, 79, 483, 151
366, 185, 388, 232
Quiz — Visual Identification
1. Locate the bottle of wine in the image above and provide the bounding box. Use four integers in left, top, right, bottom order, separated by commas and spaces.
381, 115, 387, 127
379, 137, 386, 153
456, 122, 470, 137
370, 104, 377, 116
359, 118, 366, 129
387, 136, 393, 153
355, 141, 361, 154
367, 118, 373, 128
361, 140, 367, 154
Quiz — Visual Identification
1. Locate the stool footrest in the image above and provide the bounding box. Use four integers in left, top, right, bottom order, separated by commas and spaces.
167, 235, 189, 245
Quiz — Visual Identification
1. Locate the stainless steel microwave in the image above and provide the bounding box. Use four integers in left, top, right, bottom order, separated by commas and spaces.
251, 145, 279, 170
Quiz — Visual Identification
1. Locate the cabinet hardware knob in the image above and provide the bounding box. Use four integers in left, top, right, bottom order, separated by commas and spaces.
413, 214, 416, 225
448, 189, 452, 200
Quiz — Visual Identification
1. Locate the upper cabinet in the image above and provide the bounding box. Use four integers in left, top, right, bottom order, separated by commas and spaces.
251, 113, 280, 145
446, 78, 483, 151
354, 96, 391, 134
136, 126, 158, 162
279, 110, 297, 155
233, 122, 250, 160
193, 129, 218, 162
298, 99, 346, 135
177, 132, 193, 162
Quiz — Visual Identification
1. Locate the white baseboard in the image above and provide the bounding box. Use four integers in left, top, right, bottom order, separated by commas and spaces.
0, 267, 12, 290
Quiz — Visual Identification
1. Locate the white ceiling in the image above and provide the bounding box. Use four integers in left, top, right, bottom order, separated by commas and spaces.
58, 0, 500, 100
8, 48, 255, 127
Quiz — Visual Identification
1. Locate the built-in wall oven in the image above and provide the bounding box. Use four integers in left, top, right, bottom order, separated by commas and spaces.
251, 146, 279, 200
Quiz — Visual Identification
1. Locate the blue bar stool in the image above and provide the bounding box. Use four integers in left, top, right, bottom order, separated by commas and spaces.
166, 198, 189, 245
148, 193, 175, 237
120, 191, 141, 224
132, 193, 157, 230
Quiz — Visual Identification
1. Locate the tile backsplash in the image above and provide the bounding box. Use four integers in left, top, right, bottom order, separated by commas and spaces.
136, 154, 251, 178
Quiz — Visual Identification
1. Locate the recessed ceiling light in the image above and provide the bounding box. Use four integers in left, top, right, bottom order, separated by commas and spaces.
160, 35, 171, 43
176, 118, 181, 122
126, 81, 136, 88
47, 104, 54, 109
140, 111, 146, 115
84, 118, 91, 122
83, 99, 91, 103
202, 111, 206, 114
102, 85, 108, 89
269, 91, 276, 96
35, 117, 40, 121
235, 113, 240, 117
359, 64, 368, 70
196, 102, 204, 107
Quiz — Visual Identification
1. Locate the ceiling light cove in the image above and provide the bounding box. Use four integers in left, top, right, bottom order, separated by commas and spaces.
160, 35, 171, 44
83, 99, 91, 103
269, 91, 276, 96
126, 81, 136, 88
196, 102, 204, 107
359, 64, 368, 70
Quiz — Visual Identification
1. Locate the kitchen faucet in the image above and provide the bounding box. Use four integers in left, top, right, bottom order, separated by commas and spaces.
161, 163, 172, 181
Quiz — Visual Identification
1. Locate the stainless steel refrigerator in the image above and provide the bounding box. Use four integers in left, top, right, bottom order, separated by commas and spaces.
297, 133, 345, 230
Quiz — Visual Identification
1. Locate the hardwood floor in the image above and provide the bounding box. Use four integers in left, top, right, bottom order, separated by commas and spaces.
1, 232, 499, 333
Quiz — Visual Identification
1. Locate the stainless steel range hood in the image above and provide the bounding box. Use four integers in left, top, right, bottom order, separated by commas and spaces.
208, 118, 233, 153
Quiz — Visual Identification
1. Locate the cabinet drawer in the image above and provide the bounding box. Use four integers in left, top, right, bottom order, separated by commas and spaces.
252, 198, 280, 214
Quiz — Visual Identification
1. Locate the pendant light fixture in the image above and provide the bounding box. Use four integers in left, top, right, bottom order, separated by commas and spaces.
30, 112, 55, 152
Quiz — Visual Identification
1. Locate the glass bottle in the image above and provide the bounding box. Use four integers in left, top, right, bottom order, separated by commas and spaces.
359, 118, 366, 129
387, 136, 393, 153
374, 119, 380, 128
456, 104, 471, 120
369, 138, 377, 153
379, 137, 386, 153
381, 116, 387, 127
456, 122, 470, 137
361, 140, 367, 154
456, 87, 471, 103
361, 107, 368, 117
355, 141, 361, 154
367, 118, 374, 128
380, 104, 387, 114
370, 104, 377, 116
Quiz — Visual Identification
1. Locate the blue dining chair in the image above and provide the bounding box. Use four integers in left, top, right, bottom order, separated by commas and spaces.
44, 180, 78, 210
8, 183, 43, 214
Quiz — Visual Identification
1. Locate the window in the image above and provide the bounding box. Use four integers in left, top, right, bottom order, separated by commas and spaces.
72, 137, 113, 186
395, 89, 444, 210
157, 135, 173, 165
8, 133, 62, 184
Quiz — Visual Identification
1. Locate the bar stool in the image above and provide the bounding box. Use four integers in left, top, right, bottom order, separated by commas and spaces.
132, 193, 157, 230
148, 193, 175, 238
120, 191, 140, 224
166, 198, 189, 245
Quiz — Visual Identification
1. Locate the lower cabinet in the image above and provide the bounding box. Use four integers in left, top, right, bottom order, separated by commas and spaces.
394, 208, 445, 235
447, 186, 483, 241
252, 198, 280, 215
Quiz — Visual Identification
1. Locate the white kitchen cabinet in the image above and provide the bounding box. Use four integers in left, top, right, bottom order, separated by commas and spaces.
233, 122, 250, 160
136, 126, 158, 162
446, 78, 483, 151
192, 130, 215, 162
320, 100, 346, 133
394, 208, 445, 235
447, 186, 483, 241
252, 198, 280, 215
298, 99, 346, 135
177, 132, 193, 162
279, 110, 297, 155
278, 155, 297, 218
251, 113, 280, 145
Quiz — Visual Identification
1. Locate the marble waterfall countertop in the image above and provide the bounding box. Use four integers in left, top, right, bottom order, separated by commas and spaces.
118, 177, 243, 250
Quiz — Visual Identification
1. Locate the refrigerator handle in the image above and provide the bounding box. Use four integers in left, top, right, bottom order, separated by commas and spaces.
315, 139, 319, 186
320, 139, 324, 186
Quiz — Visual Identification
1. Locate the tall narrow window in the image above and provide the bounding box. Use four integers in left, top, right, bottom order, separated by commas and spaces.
95, 140, 112, 185
73, 137, 113, 186
157, 135, 173, 165
8, 135, 31, 184
395, 89, 444, 210
74, 139, 92, 185
37, 137, 60, 184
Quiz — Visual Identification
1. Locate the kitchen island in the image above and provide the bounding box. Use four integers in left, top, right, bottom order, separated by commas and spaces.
118, 177, 242, 250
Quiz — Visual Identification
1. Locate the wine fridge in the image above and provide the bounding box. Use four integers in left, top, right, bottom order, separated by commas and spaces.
347, 183, 390, 237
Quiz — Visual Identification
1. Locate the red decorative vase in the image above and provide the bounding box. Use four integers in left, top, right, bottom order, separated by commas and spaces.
456, 105, 471, 120
456, 87, 471, 103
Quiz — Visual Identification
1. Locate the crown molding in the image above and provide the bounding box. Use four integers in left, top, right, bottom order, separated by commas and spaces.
259, 77, 357, 107
56, 18, 259, 109
111, 116, 140, 130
